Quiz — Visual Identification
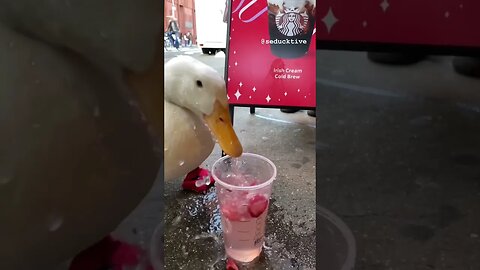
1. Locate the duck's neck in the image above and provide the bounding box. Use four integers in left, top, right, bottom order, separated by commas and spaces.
124, 44, 163, 143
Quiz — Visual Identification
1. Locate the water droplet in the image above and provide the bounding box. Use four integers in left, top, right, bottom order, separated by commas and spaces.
93, 106, 100, 117
0, 177, 11, 185
47, 215, 63, 232
164, 147, 169, 152
172, 216, 182, 226
31, 61, 36, 66
195, 179, 204, 187
193, 125, 197, 130
179, 160, 185, 166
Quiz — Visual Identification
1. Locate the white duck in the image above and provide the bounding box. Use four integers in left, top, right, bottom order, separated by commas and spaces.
164, 56, 243, 182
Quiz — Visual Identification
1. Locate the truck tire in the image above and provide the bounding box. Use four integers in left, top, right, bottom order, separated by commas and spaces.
367, 52, 425, 65
202, 48, 216, 55
453, 57, 480, 78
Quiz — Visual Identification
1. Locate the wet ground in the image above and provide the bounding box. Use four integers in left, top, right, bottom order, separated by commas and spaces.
316, 51, 480, 270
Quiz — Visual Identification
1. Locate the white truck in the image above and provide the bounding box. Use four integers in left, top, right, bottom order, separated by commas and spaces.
195, 0, 228, 55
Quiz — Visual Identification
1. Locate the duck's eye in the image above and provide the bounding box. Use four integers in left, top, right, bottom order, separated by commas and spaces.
196, 80, 203, 87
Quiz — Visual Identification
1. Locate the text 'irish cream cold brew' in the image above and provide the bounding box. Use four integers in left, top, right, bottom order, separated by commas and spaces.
267, 0, 315, 59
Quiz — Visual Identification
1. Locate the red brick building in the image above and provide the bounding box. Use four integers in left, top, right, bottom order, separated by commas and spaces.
164, 0, 197, 43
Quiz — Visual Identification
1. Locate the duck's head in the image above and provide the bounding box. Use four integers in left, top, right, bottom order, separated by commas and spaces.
164, 56, 243, 157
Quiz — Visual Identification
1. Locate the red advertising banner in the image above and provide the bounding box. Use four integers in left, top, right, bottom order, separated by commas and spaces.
316, 0, 480, 48
226, 0, 316, 108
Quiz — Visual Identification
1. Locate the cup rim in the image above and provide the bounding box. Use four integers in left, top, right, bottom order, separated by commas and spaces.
211, 153, 277, 191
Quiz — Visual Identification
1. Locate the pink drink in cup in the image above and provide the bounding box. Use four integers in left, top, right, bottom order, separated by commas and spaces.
212, 153, 276, 263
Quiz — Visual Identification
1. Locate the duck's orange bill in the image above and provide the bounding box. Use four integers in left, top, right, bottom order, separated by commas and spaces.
204, 101, 243, 157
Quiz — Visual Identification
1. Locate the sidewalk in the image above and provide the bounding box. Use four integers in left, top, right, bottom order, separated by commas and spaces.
163, 107, 316, 269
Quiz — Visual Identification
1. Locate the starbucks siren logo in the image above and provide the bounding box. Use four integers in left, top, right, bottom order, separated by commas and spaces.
275, 7, 308, 37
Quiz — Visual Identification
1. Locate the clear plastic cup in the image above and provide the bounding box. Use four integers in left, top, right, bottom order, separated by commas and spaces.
212, 153, 276, 263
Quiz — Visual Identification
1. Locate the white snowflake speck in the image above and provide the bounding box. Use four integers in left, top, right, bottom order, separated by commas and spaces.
445, 11, 450, 18
235, 61, 238, 66
304, 96, 307, 99
249, 96, 252, 99
297, 89, 300, 92
362, 21, 368, 28
284, 92, 288, 96
234, 51, 236, 54
239, 82, 243, 87
252, 87, 256, 92
227, 94, 230, 100
234, 90, 242, 100
266, 95, 271, 103
380, 0, 390, 12
228, 77, 231, 81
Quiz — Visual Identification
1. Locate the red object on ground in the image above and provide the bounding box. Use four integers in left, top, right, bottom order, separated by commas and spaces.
181, 167, 215, 193
69, 235, 153, 270
226, 258, 240, 270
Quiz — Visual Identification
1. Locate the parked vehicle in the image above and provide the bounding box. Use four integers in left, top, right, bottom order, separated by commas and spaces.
195, 0, 228, 54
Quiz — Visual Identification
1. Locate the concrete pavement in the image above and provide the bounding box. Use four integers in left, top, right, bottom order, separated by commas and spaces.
316, 50, 480, 270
